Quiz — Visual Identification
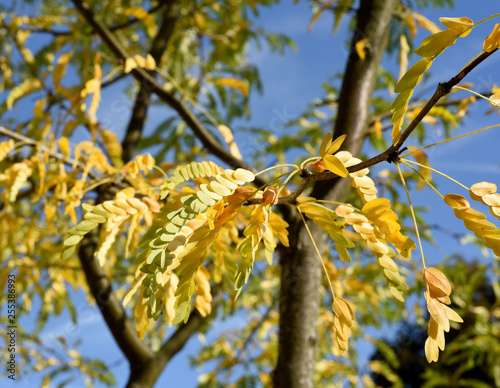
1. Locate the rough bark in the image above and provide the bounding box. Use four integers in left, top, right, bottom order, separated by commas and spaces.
274, 1, 398, 387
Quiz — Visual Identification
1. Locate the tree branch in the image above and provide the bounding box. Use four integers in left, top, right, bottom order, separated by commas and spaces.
121, 0, 179, 163
69, 0, 265, 186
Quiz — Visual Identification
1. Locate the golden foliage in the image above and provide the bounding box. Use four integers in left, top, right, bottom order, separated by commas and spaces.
0, 139, 14, 162
335, 204, 410, 302
299, 201, 354, 264
391, 17, 474, 144
423, 267, 462, 363
444, 193, 500, 257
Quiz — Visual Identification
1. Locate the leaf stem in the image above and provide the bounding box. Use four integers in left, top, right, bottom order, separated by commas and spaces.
396, 162, 426, 270
297, 205, 336, 298
255, 164, 299, 177
300, 156, 320, 170
452, 86, 500, 106
400, 160, 443, 199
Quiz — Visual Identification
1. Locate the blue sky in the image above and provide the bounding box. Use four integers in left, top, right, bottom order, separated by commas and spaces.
2, 1, 500, 387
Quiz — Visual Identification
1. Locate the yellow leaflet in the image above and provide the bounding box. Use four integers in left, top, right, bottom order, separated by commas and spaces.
362, 198, 391, 215
123, 272, 147, 308
6, 78, 43, 109
80, 53, 102, 134
122, 6, 148, 19
405, 15, 417, 39
53, 52, 73, 91
412, 13, 441, 34
414, 29, 459, 57
323, 155, 349, 177
194, 266, 212, 317
355, 39, 368, 60
99, 129, 123, 168
394, 57, 433, 93
142, 15, 157, 38
319, 132, 333, 157
0, 139, 15, 162
215, 78, 249, 97
218, 124, 242, 160
326, 134, 347, 155
439, 17, 473, 37
399, 35, 410, 81
484, 24, 500, 52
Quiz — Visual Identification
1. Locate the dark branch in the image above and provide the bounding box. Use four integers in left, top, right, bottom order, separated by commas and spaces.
121, 0, 179, 163
70, 0, 266, 187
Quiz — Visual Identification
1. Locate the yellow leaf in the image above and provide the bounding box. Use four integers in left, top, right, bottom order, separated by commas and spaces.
142, 14, 157, 38
80, 53, 102, 133
0, 139, 15, 162
355, 38, 368, 60
323, 155, 349, 177
123, 6, 148, 19
484, 23, 500, 52
489, 93, 500, 108
215, 78, 249, 97
218, 124, 242, 160
394, 57, 433, 93
99, 129, 123, 167
425, 336, 439, 363
373, 118, 382, 139
145, 53, 156, 70
441, 304, 463, 323
412, 13, 441, 34
399, 35, 410, 81
439, 16, 473, 37
58, 137, 71, 160
470, 181, 497, 197
123, 273, 147, 308
124, 57, 138, 73
54, 52, 72, 90
6, 78, 43, 109
415, 29, 459, 57
319, 132, 333, 157
404, 15, 418, 39
423, 267, 451, 297
325, 134, 347, 155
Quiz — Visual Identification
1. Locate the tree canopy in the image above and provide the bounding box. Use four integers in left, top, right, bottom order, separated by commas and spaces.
1, 0, 500, 387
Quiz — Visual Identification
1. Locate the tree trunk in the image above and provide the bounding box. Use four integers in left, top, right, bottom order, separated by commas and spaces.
274, 1, 398, 387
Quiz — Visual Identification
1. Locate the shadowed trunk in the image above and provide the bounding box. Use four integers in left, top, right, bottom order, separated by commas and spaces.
274, 1, 398, 387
